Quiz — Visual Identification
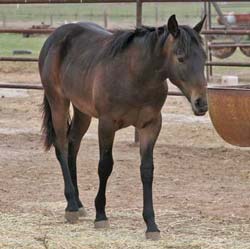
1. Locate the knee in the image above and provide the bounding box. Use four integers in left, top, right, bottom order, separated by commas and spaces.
68, 141, 79, 159
98, 151, 113, 179
140, 163, 154, 183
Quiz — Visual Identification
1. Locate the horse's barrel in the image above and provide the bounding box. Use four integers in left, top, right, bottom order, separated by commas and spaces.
207, 85, 250, 147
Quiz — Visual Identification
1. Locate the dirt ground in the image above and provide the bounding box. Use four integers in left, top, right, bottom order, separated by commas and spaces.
0, 70, 250, 249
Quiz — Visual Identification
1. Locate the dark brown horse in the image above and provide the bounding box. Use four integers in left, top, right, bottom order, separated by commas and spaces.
39, 15, 207, 240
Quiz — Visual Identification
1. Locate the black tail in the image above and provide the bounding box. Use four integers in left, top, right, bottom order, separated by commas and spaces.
41, 95, 55, 151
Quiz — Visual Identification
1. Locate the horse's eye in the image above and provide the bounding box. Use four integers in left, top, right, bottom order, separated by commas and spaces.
177, 57, 185, 63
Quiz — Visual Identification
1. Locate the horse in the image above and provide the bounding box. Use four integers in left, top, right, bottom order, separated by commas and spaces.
39, 15, 207, 240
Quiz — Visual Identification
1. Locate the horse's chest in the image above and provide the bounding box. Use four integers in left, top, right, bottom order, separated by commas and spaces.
112, 104, 164, 130
110, 87, 167, 129
115, 84, 167, 109
137, 104, 165, 127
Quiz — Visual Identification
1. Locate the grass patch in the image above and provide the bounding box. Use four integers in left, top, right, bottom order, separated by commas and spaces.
0, 3, 203, 27
0, 34, 46, 57
0, 2, 248, 27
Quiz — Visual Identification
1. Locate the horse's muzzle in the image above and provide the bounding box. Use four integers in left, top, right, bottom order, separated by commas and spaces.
192, 97, 208, 116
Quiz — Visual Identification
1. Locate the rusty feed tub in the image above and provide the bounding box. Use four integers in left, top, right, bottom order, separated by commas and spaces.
207, 85, 250, 147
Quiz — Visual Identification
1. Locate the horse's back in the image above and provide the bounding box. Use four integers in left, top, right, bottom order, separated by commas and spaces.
77, 22, 111, 35
39, 22, 110, 70
39, 22, 110, 90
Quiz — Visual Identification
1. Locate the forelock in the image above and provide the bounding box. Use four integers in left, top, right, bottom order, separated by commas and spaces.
173, 25, 204, 57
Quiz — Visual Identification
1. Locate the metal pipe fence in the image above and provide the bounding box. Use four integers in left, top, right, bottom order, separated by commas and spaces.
0, 0, 249, 90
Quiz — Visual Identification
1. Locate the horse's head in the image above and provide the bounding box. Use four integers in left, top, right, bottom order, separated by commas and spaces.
165, 15, 207, 116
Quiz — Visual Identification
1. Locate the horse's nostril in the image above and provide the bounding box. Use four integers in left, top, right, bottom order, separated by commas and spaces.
194, 98, 207, 111
195, 98, 203, 108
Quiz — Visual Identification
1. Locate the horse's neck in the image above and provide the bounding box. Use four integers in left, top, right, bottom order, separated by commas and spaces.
128, 44, 168, 85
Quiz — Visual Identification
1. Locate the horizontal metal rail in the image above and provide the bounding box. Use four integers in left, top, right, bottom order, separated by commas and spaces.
0, 83, 43, 90
0, 0, 247, 3
0, 28, 55, 34
168, 91, 183, 96
209, 43, 250, 48
1, 57, 250, 67
0, 57, 38, 62
0, 83, 184, 96
1, 28, 250, 35
202, 29, 250, 35
206, 62, 250, 67
211, 26, 250, 30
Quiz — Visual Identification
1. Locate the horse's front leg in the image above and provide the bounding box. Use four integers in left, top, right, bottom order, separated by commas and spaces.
94, 118, 115, 229
138, 114, 162, 240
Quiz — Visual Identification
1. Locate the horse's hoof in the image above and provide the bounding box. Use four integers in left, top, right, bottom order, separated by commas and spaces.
78, 207, 87, 217
65, 211, 79, 224
145, 232, 161, 240
94, 220, 110, 229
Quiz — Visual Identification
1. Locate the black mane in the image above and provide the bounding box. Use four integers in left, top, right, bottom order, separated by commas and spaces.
102, 25, 203, 58
102, 25, 169, 58
101, 24, 204, 59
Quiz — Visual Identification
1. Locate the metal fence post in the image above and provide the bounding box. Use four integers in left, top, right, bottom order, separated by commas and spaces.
104, 10, 108, 28
134, 0, 142, 143
136, 0, 142, 28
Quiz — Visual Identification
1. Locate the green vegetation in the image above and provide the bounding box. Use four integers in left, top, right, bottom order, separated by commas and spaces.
0, 34, 46, 57
0, 2, 248, 26
0, 3, 204, 57
0, 3, 203, 23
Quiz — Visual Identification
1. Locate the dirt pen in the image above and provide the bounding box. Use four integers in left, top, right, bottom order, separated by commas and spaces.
1, 1, 250, 249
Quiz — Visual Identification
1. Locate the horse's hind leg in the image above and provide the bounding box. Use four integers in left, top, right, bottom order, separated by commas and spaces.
94, 118, 115, 229
68, 106, 91, 217
47, 97, 79, 223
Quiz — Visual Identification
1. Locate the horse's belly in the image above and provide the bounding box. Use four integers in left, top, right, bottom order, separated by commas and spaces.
71, 99, 98, 118
64, 87, 98, 117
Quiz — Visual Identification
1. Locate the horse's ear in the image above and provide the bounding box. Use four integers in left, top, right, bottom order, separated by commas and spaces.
193, 15, 206, 33
167, 15, 179, 38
